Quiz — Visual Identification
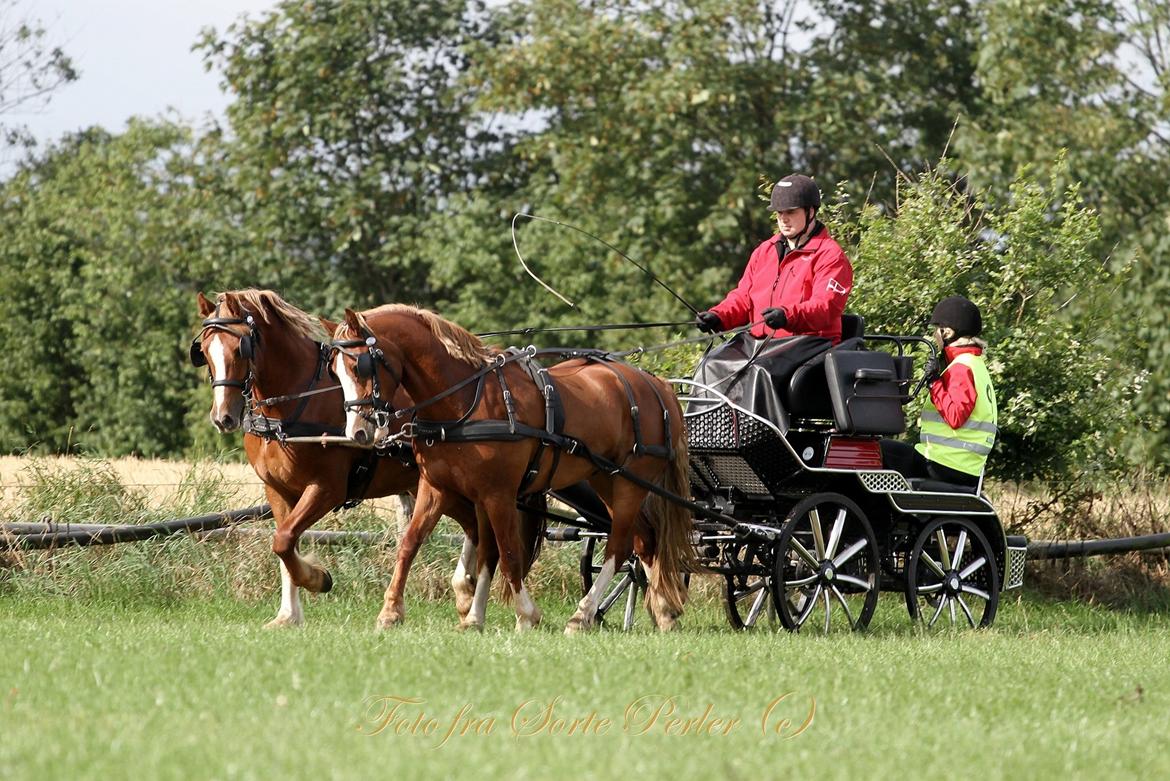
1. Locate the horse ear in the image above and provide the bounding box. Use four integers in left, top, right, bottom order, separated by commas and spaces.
197, 292, 215, 317
343, 308, 361, 331
319, 316, 338, 336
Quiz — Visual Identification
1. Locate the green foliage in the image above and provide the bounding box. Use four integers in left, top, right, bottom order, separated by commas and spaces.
0, 0, 79, 147
842, 158, 1131, 479
195, 0, 518, 313
0, 122, 258, 456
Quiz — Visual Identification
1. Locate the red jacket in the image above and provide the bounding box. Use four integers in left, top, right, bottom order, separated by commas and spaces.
929, 345, 983, 428
708, 226, 854, 342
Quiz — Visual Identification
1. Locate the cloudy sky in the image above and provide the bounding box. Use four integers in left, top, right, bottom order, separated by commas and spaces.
14, 0, 277, 145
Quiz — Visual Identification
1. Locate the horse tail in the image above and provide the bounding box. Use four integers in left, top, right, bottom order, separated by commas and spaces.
499, 493, 547, 602
640, 420, 697, 620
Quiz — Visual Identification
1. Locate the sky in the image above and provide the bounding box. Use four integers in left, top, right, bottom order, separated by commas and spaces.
12, 0, 278, 146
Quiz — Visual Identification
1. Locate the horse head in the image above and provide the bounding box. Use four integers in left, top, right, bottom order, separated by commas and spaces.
331, 308, 406, 446
192, 291, 261, 432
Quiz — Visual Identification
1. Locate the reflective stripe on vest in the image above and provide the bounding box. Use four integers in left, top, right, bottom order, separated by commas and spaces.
915, 352, 998, 476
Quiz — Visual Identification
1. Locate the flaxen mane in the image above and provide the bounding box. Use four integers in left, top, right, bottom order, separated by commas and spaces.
340, 305, 494, 368
220, 289, 327, 342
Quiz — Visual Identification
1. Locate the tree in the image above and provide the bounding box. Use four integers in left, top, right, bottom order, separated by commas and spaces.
195, 0, 520, 313
0, 121, 261, 456
0, 0, 78, 147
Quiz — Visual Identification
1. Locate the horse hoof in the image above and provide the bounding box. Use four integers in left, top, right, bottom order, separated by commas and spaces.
458, 620, 484, 633
375, 611, 404, 631
319, 570, 333, 594
264, 615, 302, 629
563, 615, 592, 635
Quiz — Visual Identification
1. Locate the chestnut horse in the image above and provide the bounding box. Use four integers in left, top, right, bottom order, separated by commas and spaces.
331, 305, 695, 633
192, 290, 541, 628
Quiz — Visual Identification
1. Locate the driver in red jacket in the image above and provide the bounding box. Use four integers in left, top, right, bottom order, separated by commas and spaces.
694, 174, 853, 344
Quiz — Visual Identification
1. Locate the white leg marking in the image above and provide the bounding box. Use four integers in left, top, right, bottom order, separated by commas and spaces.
514, 584, 541, 631
452, 537, 476, 619
566, 557, 616, 634
464, 564, 492, 628
266, 561, 303, 628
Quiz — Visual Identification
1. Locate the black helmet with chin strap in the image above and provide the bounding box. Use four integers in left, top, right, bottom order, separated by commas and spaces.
770, 174, 822, 211
930, 295, 982, 338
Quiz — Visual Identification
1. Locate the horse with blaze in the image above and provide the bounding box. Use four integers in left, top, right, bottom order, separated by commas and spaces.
331, 304, 695, 633
192, 290, 542, 628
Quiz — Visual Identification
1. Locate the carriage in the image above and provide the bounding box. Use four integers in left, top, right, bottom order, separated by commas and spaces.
543, 314, 1027, 632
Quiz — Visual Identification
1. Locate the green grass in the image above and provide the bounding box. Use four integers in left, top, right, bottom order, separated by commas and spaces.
2, 586, 1169, 780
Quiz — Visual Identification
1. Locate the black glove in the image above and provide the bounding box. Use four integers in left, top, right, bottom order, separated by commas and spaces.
922, 355, 943, 384
694, 311, 723, 333
762, 307, 787, 329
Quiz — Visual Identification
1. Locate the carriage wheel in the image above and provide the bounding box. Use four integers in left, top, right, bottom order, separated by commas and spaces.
770, 494, 880, 633
905, 518, 1000, 629
724, 542, 778, 630
580, 535, 645, 630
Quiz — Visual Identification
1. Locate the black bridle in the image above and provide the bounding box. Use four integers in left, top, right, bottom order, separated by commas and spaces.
330, 334, 403, 426
190, 309, 260, 391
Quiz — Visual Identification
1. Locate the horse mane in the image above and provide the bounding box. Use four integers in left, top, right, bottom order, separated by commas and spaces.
339, 305, 494, 368
219, 289, 327, 342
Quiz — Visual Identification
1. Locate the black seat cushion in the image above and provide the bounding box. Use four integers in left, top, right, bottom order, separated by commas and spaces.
824, 351, 906, 435
786, 337, 864, 417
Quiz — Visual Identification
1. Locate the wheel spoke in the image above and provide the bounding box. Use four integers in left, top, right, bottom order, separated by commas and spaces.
734, 580, 767, 601
928, 595, 947, 627
920, 551, 947, 578
960, 584, 991, 601
915, 582, 944, 594
822, 588, 832, 633
952, 530, 968, 568
956, 594, 976, 628
834, 573, 871, 591
825, 508, 846, 559
959, 556, 988, 580
597, 574, 632, 614
830, 585, 856, 628
936, 528, 952, 569
623, 577, 638, 630
789, 537, 821, 569
949, 599, 957, 624
832, 538, 868, 568
785, 573, 818, 588
809, 508, 826, 557
796, 585, 822, 626
745, 587, 769, 626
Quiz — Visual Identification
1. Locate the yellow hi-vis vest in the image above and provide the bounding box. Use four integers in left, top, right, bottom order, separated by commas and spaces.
915, 352, 998, 477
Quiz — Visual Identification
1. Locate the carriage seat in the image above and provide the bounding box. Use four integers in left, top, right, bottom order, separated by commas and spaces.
824, 350, 906, 435
907, 478, 979, 495
786, 313, 865, 418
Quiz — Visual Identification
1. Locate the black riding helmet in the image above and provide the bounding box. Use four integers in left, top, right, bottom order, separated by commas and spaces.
770, 174, 821, 212
929, 295, 982, 338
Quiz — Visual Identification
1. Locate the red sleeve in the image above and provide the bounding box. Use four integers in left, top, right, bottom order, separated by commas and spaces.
783, 247, 853, 333
929, 362, 977, 428
709, 243, 766, 329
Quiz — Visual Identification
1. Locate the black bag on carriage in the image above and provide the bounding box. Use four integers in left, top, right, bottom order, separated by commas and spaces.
688, 333, 831, 432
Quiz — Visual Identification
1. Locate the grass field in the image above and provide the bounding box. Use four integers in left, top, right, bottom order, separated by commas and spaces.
3, 456, 1170, 779
2, 589, 1169, 781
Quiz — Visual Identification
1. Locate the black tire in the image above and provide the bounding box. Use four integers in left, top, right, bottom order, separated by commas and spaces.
724, 541, 779, 630
771, 493, 880, 633
905, 517, 1000, 628
580, 535, 644, 630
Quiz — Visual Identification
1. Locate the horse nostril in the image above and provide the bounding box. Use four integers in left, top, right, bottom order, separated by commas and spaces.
353, 428, 369, 445
221, 414, 235, 430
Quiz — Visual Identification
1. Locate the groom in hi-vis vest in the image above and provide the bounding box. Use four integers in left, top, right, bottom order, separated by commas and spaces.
881, 296, 998, 489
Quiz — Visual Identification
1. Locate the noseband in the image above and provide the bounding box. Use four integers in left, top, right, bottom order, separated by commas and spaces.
190, 307, 261, 391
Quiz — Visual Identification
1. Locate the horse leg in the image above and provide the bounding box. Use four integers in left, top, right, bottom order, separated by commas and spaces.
460, 506, 499, 632
377, 480, 451, 630
264, 488, 304, 629
271, 484, 341, 595
480, 493, 542, 633
446, 497, 480, 624
632, 520, 677, 631
565, 484, 634, 635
